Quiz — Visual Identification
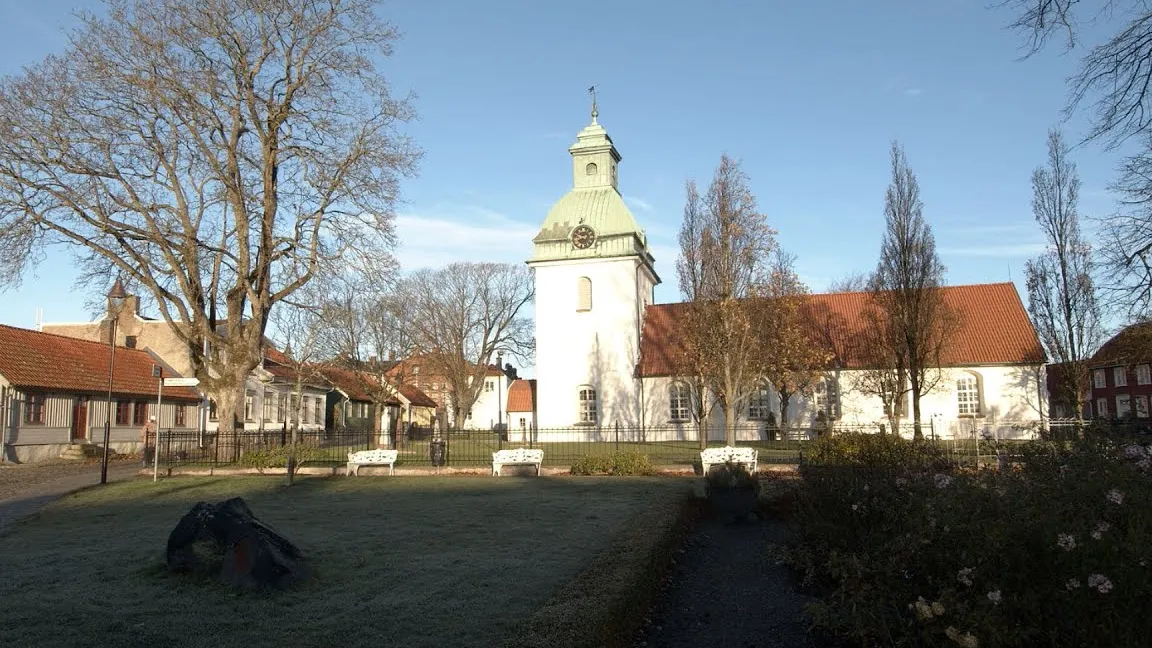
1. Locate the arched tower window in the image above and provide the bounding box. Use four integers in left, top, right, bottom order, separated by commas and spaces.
576, 277, 592, 312
669, 382, 691, 422
957, 373, 982, 417
578, 386, 598, 424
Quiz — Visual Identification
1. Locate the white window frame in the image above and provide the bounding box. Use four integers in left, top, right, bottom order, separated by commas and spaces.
669, 382, 691, 422
748, 384, 772, 421
1115, 367, 1128, 387
957, 374, 981, 417
813, 378, 838, 419
1117, 394, 1132, 419
1094, 369, 1106, 389
576, 277, 592, 312
1138, 364, 1151, 386
578, 386, 598, 424
1096, 397, 1108, 418
1136, 395, 1150, 418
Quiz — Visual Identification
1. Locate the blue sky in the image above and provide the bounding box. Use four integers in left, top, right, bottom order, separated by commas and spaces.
0, 0, 1133, 335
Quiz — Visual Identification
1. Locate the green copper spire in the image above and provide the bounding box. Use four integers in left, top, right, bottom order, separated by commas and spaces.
529, 95, 654, 267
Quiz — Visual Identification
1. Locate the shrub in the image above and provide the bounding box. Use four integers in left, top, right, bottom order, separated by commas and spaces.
570, 452, 654, 476
783, 433, 1152, 647
239, 443, 324, 474
704, 461, 759, 490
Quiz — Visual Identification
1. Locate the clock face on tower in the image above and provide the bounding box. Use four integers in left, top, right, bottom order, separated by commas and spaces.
571, 224, 596, 249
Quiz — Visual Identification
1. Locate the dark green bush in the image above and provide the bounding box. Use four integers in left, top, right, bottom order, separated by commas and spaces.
704, 461, 759, 490
570, 452, 654, 476
239, 443, 324, 473
783, 433, 1152, 647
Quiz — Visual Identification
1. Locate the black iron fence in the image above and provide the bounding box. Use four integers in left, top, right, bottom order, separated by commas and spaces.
143, 420, 1079, 473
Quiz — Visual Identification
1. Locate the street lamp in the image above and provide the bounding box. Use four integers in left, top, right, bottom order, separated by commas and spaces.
101, 279, 128, 485
496, 351, 503, 433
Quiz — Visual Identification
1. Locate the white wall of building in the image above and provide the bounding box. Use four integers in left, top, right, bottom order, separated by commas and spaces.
463, 374, 506, 430
532, 256, 655, 429
202, 375, 327, 433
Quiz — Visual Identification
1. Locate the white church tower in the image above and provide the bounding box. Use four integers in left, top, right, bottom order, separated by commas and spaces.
528, 94, 660, 431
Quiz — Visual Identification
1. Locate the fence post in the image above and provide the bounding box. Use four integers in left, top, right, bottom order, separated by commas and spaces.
615, 421, 619, 454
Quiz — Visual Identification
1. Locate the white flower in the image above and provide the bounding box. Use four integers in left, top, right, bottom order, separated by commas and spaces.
851, 503, 859, 511
1123, 444, 1147, 459
1088, 573, 1113, 594
934, 473, 953, 489
1065, 578, 1081, 591
1057, 533, 1077, 551
957, 567, 974, 587
1107, 489, 1125, 505
945, 626, 980, 648
1137, 458, 1152, 471
1091, 522, 1112, 540
986, 589, 1002, 605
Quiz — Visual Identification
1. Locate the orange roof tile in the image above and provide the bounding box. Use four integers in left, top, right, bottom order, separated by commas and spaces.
0, 324, 200, 400
637, 283, 1046, 377
506, 379, 536, 412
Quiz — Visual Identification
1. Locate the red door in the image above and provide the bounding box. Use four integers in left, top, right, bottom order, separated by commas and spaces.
72, 398, 88, 441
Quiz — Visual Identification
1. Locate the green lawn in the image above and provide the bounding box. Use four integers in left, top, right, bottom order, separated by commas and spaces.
0, 475, 690, 648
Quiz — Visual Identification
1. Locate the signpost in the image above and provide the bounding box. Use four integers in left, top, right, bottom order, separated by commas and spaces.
154, 376, 200, 481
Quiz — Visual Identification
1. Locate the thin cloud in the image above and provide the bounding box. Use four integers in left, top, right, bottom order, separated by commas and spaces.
624, 196, 653, 212
939, 243, 1047, 257
904, 88, 922, 97
394, 207, 537, 272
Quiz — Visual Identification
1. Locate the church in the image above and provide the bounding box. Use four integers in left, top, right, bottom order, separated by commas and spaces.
524, 103, 1049, 442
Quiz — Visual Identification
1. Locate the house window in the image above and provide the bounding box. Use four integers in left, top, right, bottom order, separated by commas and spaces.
174, 405, 186, 427
263, 390, 274, 422
957, 375, 981, 416
301, 398, 310, 425
244, 391, 255, 422
124, 335, 137, 348
1139, 364, 1152, 385
748, 384, 771, 420
133, 401, 148, 425
1136, 396, 1149, 418
23, 394, 45, 425
277, 393, 287, 422
814, 378, 839, 418
1096, 398, 1108, 418
1094, 370, 1106, 389
578, 386, 597, 424
116, 400, 131, 425
208, 400, 218, 421
313, 398, 322, 424
669, 382, 691, 422
576, 277, 592, 312
485, 380, 493, 392
1114, 367, 1128, 387
1117, 394, 1133, 418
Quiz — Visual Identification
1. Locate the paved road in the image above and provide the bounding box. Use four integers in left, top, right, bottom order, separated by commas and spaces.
0, 462, 141, 534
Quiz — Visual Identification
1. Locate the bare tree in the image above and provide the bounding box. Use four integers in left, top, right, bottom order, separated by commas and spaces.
852, 302, 911, 433
1001, 0, 1152, 147
870, 142, 958, 440
760, 250, 831, 433
395, 262, 534, 429
674, 155, 778, 446
0, 0, 419, 449
674, 179, 715, 449
1024, 130, 1103, 419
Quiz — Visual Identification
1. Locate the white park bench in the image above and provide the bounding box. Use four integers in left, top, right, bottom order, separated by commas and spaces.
492, 448, 544, 476
346, 449, 398, 476
700, 446, 758, 475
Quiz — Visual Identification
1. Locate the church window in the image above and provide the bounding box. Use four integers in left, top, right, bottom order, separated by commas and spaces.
748, 383, 771, 420
576, 277, 592, 312
669, 382, 691, 422
813, 377, 839, 419
578, 386, 597, 424
957, 373, 981, 416
585, 162, 598, 176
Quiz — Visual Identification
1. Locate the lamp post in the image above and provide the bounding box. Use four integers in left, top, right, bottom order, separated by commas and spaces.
496, 351, 503, 432
101, 280, 128, 485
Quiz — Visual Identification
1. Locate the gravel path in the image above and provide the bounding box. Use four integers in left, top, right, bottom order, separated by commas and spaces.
0, 459, 141, 534
635, 514, 816, 648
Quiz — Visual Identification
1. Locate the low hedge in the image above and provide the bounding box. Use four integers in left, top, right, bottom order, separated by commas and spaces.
570, 452, 655, 476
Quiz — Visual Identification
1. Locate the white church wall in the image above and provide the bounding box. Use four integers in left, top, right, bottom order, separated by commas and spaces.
533, 257, 651, 429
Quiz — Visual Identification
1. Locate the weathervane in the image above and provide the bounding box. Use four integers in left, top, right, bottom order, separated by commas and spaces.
588, 85, 598, 123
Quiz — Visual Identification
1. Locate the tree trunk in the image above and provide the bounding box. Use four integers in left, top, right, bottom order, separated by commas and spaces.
724, 399, 737, 447
212, 375, 248, 464
911, 384, 924, 441
779, 392, 792, 434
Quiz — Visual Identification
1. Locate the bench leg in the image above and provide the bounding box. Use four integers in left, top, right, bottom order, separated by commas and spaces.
535, 463, 541, 476
389, 463, 395, 476
345, 462, 354, 477
492, 464, 500, 477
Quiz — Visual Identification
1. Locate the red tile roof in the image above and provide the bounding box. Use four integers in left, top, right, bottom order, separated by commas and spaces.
637, 283, 1046, 377
0, 324, 200, 400
396, 383, 437, 408
506, 379, 536, 412
1090, 322, 1152, 367
314, 365, 388, 404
